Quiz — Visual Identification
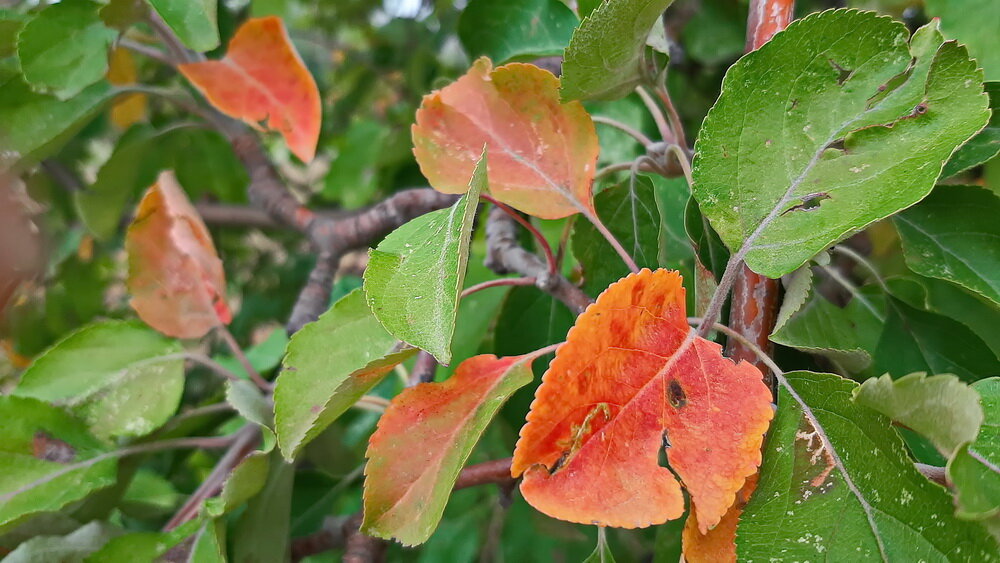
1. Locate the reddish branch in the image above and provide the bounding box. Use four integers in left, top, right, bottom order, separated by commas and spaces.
724, 0, 795, 379
484, 207, 592, 315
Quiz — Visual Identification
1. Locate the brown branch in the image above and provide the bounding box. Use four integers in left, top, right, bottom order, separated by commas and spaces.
408, 351, 438, 386
724, 0, 795, 382
484, 207, 592, 315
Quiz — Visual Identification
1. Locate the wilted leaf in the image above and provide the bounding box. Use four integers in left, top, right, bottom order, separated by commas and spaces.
0, 396, 116, 529
363, 353, 538, 545
178, 16, 321, 162
894, 185, 1000, 307
854, 372, 983, 457
738, 371, 998, 560
16, 1, 116, 100
512, 269, 772, 530
458, 0, 578, 64
15, 320, 184, 441
572, 176, 660, 295
273, 289, 416, 460
560, 0, 676, 100
147, 0, 219, 53
692, 13, 990, 277
126, 171, 231, 339
106, 47, 147, 129
364, 154, 485, 364
412, 57, 599, 220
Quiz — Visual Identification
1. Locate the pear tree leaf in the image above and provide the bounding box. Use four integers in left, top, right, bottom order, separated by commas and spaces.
364, 153, 486, 364
894, 185, 1000, 307
16, 1, 116, 99
273, 289, 417, 460
738, 371, 999, 560
941, 82, 1000, 177
692, 13, 990, 278
147, 0, 219, 52
925, 0, 1000, 81
948, 378, 1000, 521
458, 0, 578, 64
14, 321, 184, 441
560, 0, 676, 100
3, 521, 121, 563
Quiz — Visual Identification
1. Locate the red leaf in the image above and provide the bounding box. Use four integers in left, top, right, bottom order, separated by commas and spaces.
412, 57, 599, 220
682, 474, 759, 562
363, 353, 536, 545
178, 16, 321, 163
126, 171, 230, 339
512, 269, 773, 530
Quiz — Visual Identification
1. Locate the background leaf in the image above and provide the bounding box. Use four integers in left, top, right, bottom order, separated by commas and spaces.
147, 0, 219, 53
458, 0, 578, 64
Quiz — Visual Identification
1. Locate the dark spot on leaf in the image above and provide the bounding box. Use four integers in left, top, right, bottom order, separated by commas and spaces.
667, 380, 686, 408
310, 405, 322, 414
828, 59, 853, 86
790, 99, 799, 110
32, 431, 76, 464
661, 429, 672, 449
913, 103, 928, 115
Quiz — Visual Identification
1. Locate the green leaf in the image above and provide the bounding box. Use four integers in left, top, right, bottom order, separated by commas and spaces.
0, 10, 26, 58
4, 521, 121, 563
205, 448, 271, 517
948, 378, 1000, 521
0, 67, 114, 171
120, 469, 180, 519
0, 396, 116, 529
85, 518, 202, 562
875, 297, 997, 382
232, 453, 293, 563
588, 96, 651, 166
583, 527, 616, 563
651, 174, 695, 277
560, 0, 676, 101
886, 276, 1000, 360
738, 371, 998, 560
14, 321, 184, 441
226, 380, 273, 431
273, 289, 417, 460
684, 197, 728, 281
572, 176, 660, 295
147, 0, 219, 53
894, 185, 1000, 307
494, 286, 575, 357
362, 354, 536, 545
942, 82, 1000, 177
770, 285, 884, 373
458, 0, 578, 64
692, 12, 990, 277
364, 153, 485, 364
854, 373, 983, 456
16, 1, 116, 99
321, 118, 389, 208
773, 264, 814, 334
926, 0, 1000, 81
679, 0, 745, 65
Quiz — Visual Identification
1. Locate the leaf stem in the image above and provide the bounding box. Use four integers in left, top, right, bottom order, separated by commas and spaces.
481, 195, 557, 275
461, 277, 537, 298
688, 317, 781, 389
217, 326, 271, 392
665, 144, 694, 188
584, 208, 640, 273
832, 245, 890, 293
695, 251, 746, 336
354, 395, 392, 413
118, 38, 173, 66
653, 85, 689, 151
635, 87, 673, 144
591, 115, 654, 147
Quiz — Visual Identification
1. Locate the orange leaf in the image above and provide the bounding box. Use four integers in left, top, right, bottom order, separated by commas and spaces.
412, 57, 598, 220
682, 474, 759, 563
512, 269, 773, 530
126, 171, 230, 339
178, 16, 320, 162
363, 353, 536, 545
106, 47, 147, 129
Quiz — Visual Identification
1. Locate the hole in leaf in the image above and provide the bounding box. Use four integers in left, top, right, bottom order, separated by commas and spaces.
866, 60, 915, 109
828, 59, 853, 86
782, 192, 832, 215
825, 138, 847, 153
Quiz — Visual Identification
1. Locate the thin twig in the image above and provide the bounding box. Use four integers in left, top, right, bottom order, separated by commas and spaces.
635, 86, 673, 144
591, 115, 654, 147
653, 85, 689, 151
408, 351, 438, 386
481, 195, 557, 275
216, 325, 271, 392
461, 277, 537, 298
832, 245, 890, 293
118, 37, 173, 65
555, 215, 576, 270
586, 210, 639, 273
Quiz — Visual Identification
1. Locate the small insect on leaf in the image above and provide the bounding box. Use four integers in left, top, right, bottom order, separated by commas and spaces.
126, 171, 230, 339
412, 57, 599, 220
512, 269, 773, 531
178, 16, 321, 163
